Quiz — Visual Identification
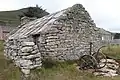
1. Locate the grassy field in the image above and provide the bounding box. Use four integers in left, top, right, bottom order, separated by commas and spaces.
102, 45, 120, 59
0, 40, 120, 80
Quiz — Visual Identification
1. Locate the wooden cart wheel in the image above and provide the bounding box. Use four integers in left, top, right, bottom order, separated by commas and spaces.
77, 55, 98, 70
92, 52, 107, 69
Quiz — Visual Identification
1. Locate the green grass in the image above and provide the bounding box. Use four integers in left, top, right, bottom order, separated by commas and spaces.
0, 40, 21, 80
102, 45, 120, 59
0, 40, 120, 80
27, 61, 120, 80
0, 40, 4, 52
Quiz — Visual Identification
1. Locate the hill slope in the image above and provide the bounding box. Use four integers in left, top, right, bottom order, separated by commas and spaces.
0, 7, 49, 27
0, 8, 28, 27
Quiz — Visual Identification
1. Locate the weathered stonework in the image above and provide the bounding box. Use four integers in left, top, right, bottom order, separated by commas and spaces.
4, 4, 104, 75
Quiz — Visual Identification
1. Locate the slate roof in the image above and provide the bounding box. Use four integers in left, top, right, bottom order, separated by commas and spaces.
8, 4, 92, 39
9, 9, 68, 39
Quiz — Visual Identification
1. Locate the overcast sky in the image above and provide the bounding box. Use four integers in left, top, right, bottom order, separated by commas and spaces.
0, 0, 120, 33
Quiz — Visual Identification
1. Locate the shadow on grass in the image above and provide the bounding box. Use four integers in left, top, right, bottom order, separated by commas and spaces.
42, 58, 77, 69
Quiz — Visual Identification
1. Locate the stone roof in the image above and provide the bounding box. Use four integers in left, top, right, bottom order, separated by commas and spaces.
8, 4, 95, 39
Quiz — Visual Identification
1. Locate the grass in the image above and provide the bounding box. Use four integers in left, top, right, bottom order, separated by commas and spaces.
29, 62, 94, 80
27, 61, 120, 80
0, 40, 21, 80
102, 45, 120, 59
0, 40, 120, 80
0, 10, 20, 27
0, 8, 28, 27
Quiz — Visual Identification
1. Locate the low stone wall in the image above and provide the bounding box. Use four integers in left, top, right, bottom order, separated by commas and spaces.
110, 39, 120, 44
4, 38, 42, 75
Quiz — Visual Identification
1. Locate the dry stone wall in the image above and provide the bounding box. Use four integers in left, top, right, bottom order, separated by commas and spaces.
38, 23, 100, 61
38, 4, 101, 60
4, 37, 42, 75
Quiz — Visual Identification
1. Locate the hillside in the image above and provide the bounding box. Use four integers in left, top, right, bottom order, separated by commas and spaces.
0, 7, 49, 27
0, 8, 27, 27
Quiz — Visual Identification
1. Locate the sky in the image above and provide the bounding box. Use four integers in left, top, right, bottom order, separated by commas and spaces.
0, 0, 120, 33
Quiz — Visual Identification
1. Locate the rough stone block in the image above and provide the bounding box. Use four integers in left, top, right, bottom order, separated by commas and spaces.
19, 53, 30, 56
31, 50, 39, 54
21, 42, 35, 46
21, 69, 30, 75
47, 36, 59, 39
21, 47, 33, 52
22, 53, 41, 59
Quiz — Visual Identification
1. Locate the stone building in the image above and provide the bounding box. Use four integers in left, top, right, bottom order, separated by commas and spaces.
5, 4, 103, 74
99, 28, 114, 41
